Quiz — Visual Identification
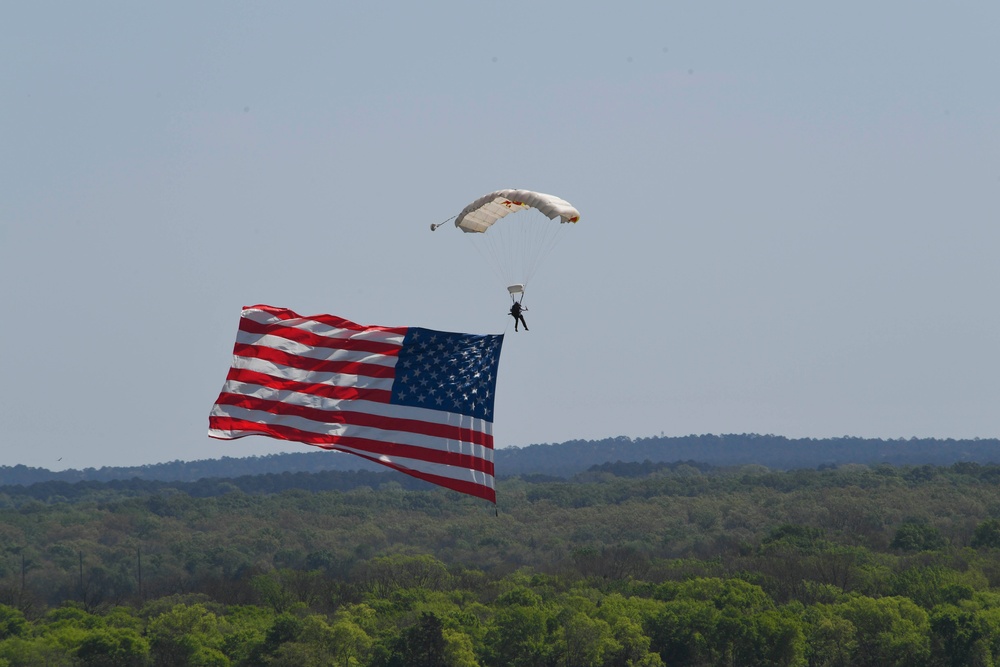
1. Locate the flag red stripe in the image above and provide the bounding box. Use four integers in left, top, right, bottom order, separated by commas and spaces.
225, 368, 392, 403
233, 343, 396, 378
213, 393, 493, 448
245, 305, 409, 334
329, 448, 496, 503
238, 317, 402, 356
208, 416, 494, 474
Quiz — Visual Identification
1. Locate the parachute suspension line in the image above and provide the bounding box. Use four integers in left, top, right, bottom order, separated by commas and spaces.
505, 210, 567, 293
464, 209, 569, 302
521, 214, 567, 288
449, 190, 580, 302
467, 227, 513, 296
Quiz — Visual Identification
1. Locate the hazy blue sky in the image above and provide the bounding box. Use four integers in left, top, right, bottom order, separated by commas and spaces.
3, 3, 998, 470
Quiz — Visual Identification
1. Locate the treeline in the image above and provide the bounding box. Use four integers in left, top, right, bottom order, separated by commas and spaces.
0, 469, 429, 507
4, 462, 1000, 663
0, 452, 385, 487
6, 433, 1000, 487
0, 461, 713, 508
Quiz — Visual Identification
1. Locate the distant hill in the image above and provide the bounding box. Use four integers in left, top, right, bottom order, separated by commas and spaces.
3, 433, 1000, 487
502, 434, 1000, 476
0, 450, 384, 487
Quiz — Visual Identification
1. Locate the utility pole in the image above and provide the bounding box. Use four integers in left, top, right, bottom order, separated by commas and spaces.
137, 546, 142, 603
78, 551, 84, 604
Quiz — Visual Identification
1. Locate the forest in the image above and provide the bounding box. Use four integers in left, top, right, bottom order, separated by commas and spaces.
4, 459, 1000, 665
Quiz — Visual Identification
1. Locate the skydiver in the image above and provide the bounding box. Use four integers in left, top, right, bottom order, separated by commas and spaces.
509, 301, 528, 332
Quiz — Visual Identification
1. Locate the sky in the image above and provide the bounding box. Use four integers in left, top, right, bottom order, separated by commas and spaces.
2, 2, 999, 471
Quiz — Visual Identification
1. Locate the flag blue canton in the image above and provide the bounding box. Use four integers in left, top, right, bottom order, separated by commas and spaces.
390, 328, 504, 421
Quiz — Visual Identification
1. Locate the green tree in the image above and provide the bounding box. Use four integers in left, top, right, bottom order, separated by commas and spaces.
250, 572, 299, 614
253, 612, 303, 663
803, 605, 857, 667
482, 588, 558, 667
889, 566, 979, 609
891, 520, 946, 552
441, 627, 479, 667
745, 607, 806, 667
75, 627, 151, 667
254, 614, 362, 667
647, 597, 718, 665
357, 554, 450, 598
147, 603, 229, 667
387, 612, 447, 667
0, 605, 27, 640
929, 604, 994, 667
555, 610, 618, 667
265, 641, 332, 667
972, 520, 1000, 549
833, 595, 931, 667
590, 593, 665, 667
218, 605, 272, 665
317, 613, 371, 667
0, 635, 76, 667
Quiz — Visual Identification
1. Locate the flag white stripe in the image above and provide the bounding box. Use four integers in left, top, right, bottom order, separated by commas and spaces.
243, 308, 406, 345
209, 405, 494, 462
235, 331, 399, 366
219, 381, 493, 435
231, 357, 396, 390
332, 444, 495, 488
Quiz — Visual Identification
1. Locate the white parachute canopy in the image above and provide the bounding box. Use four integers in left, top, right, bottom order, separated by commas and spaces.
454, 189, 580, 233
437, 189, 580, 299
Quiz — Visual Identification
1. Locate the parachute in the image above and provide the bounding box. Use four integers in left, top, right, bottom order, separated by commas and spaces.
432, 189, 580, 301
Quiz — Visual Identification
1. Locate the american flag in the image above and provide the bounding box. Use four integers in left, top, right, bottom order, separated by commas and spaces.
208, 305, 504, 503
